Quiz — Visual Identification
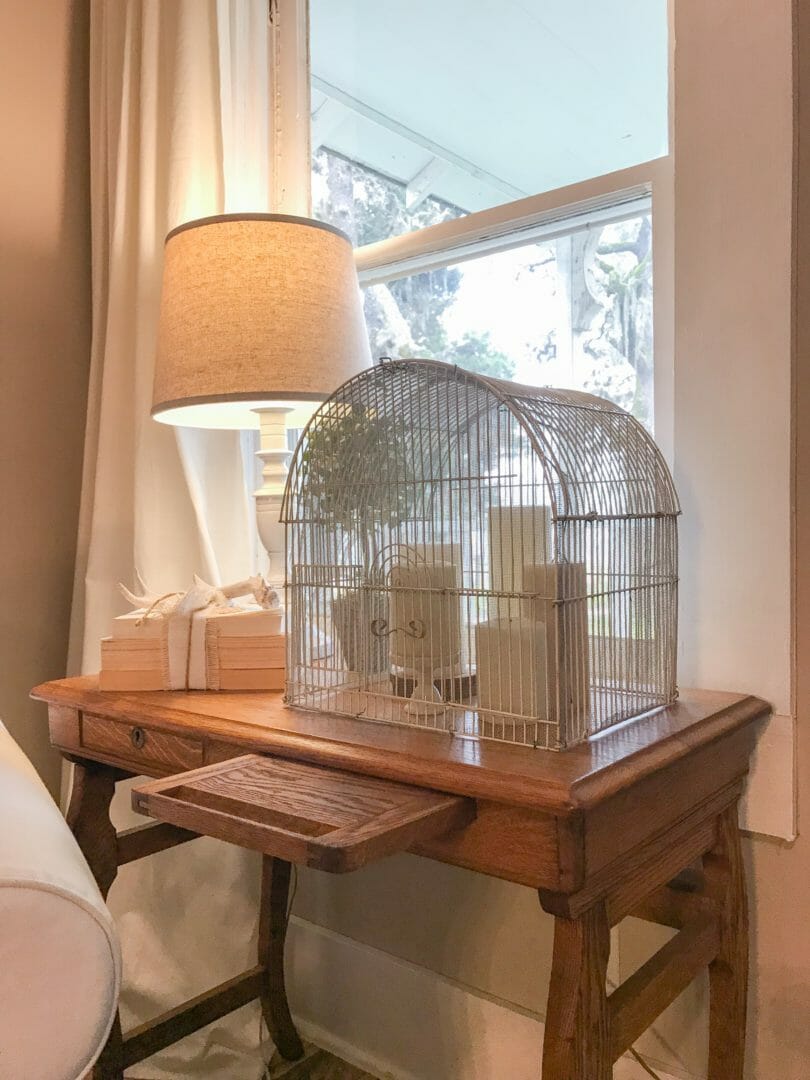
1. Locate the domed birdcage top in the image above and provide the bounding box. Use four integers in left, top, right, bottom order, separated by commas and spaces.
282, 358, 679, 526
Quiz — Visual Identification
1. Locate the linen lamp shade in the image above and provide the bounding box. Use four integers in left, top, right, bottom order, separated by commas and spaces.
151, 213, 371, 429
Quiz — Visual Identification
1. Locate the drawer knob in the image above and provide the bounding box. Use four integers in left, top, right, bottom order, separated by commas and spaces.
131, 727, 146, 750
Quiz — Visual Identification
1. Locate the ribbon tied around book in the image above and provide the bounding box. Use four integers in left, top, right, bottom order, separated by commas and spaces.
117, 574, 279, 690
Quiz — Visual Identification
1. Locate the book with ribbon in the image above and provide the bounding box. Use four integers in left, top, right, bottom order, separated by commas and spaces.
99, 575, 285, 692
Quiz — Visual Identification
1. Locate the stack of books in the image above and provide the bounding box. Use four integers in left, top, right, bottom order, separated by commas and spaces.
99, 607, 285, 691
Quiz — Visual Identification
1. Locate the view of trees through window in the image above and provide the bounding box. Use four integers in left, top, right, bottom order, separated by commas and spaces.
313, 147, 654, 429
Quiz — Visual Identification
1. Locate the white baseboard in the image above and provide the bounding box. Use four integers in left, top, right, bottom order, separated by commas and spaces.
287, 916, 686, 1080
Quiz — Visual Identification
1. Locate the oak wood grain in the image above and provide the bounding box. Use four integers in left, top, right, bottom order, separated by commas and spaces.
121, 966, 264, 1069
542, 901, 611, 1079
116, 821, 199, 864
705, 803, 749, 1079
81, 712, 203, 772
539, 781, 740, 921
66, 760, 121, 901
409, 800, 564, 889
48, 703, 80, 748
36, 676, 762, 1079
583, 725, 755, 877
132, 754, 475, 873
628, 871, 713, 930
608, 911, 720, 1061
259, 857, 304, 1061
32, 677, 769, 812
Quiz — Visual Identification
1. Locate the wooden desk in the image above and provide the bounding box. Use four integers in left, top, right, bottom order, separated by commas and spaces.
32, 676, 767, 1080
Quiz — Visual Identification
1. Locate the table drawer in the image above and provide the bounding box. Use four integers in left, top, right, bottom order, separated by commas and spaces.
81, 714, 204, 772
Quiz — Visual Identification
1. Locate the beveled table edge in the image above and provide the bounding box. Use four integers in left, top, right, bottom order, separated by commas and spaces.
32, 677, 770, 814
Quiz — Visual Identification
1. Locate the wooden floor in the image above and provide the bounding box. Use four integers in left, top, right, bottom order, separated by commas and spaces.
269, 1048, 378, 1079
128, 1046, 378, 1080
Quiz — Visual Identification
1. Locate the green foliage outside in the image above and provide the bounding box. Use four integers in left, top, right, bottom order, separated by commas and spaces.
312, 149, 516, 381
312, 147, 653, 426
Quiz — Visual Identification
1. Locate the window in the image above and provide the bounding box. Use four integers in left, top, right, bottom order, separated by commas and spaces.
358, 207, 654, 428
312, 148, 464, 247
303, 0, 670, 437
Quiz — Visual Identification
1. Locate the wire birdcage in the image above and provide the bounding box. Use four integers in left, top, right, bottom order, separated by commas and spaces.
281, 359, 679, 750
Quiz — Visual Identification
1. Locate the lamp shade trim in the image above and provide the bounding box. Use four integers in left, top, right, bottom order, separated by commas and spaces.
151, 391, 329, 421
152, 391, 329, 414
164, 212, 350, 246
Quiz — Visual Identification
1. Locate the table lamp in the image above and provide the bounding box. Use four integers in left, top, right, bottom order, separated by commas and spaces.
151, 212, 371, 604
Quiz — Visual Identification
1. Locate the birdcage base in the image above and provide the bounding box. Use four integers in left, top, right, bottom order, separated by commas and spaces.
287, 670, 678, 751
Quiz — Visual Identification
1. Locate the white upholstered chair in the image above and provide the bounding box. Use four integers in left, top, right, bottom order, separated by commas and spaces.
0, 719, 121, 1080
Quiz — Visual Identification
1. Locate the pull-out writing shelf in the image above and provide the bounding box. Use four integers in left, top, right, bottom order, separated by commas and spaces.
132, 753, 475, 873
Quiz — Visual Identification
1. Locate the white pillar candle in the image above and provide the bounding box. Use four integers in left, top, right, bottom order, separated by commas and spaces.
521, 561, 590, 741
476, 617, 549, 718
521, 562, 588, 621
488, 505, 551, 619
389, 562, 460, 674
398, 541, 471, 670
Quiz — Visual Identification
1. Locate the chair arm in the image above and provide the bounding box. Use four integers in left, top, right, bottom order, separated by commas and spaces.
0, 720, 121, 1080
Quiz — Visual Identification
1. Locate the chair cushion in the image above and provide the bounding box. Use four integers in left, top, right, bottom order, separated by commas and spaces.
0, 720, 121, 1080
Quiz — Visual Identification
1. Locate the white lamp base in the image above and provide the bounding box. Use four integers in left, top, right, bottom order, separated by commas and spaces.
254, 406, 294, 595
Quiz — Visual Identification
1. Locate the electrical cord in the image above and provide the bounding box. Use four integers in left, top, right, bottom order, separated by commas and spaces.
629, 1045, 665, 1079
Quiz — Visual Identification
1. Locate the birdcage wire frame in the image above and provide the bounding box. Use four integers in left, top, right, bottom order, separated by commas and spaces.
281, 359, 680, 750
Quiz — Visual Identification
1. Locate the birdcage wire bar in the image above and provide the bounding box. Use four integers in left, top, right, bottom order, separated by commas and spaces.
281, 359, 679, 750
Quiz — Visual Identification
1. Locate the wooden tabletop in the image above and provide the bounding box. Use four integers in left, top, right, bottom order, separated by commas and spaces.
32, 676, 768, 813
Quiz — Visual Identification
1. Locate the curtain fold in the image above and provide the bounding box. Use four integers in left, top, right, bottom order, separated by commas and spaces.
69, 3, 273, 1075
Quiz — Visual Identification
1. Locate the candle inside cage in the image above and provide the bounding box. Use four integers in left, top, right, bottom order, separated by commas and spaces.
522, 561, 590, 728
476, 617, 549, 718
388, 562, 461, 675
489, 505, 552, 620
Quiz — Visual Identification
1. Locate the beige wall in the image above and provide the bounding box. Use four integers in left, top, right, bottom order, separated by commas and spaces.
744, 2, 810, 1074
0, 0, 91, 794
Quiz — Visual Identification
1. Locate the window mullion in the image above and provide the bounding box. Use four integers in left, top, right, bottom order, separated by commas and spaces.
357, 195, 652, 288
353, 158, 668, 277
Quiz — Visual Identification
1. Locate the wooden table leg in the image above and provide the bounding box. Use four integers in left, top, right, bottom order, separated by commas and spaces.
258, 856, 305, 1061
66, 758, 123, 900
704, 804, 748, 1079
90, 1015, 124, 1080
65, 758, 126, 1080
540, 898, 612, 1080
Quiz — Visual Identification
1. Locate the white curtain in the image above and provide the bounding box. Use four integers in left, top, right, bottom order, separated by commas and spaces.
70, 2, 276, 1075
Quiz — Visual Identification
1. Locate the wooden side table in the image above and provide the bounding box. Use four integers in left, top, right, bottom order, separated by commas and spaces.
32, 677, 767, 1079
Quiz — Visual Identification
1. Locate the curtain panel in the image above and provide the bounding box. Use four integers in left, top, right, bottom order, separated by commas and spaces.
69, 3, 273, 1075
